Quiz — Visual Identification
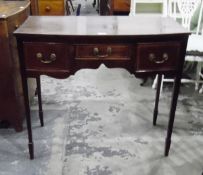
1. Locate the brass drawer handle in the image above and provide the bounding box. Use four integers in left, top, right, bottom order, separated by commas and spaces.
36, 53, 56, 64
15, 24, 19, 29
93, 47, 112, 58
148, 53, 168, 64
45, 6, 51, 12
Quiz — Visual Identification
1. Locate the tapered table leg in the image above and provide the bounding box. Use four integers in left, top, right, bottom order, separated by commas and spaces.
153, 74, 162, 126
36, 76, 44, 127
165, 75, 181, 156
22, 76, 34, 159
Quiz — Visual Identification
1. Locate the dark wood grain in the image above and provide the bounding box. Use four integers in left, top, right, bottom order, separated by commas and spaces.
14, 16, 190, 159
14, 16, 189, 36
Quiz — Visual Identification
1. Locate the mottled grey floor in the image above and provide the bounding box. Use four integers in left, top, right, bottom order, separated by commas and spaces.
0, 64, 203, 175
1, 1, 203, 175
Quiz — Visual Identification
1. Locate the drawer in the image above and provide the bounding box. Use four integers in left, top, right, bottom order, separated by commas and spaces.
75, 44, 131, 61
23, 42, 70, 73
38, 0, 64, 15
135, 42, 181, 73
113, 0, 130, 12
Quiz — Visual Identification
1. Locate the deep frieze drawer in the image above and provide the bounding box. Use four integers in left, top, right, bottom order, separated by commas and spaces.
75, 44, 131, 61
113, 0, 130, 12
135, 42, 181, 73
38, 0, 65, 15
23, 42, 71, 73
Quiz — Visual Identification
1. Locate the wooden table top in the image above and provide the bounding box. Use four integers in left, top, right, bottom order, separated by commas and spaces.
14, 15, 190, 36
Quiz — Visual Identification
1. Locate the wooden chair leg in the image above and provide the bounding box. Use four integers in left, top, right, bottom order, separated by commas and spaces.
152, 74, 158, 89
199, 70, 203, 93
96, 0, 99, 12
153, 74, 162, 126
66, 0, 71, 15
76, 4, 81, 16
195, 62, 202, 90
69, 0, 74, 12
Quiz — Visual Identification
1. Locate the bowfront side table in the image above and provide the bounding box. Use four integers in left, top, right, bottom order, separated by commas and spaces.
14, 16, 190, 159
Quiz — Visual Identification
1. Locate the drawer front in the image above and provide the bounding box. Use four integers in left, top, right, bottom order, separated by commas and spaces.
113, 0, 130, 12
75, 44, 131, 61
136, 42, 181, 73
23, 42, 70, 72
38, 0, 64, 15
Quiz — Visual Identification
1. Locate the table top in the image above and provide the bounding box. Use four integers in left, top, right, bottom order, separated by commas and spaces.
0, 1, 30, 19
14, 15, 190, 36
